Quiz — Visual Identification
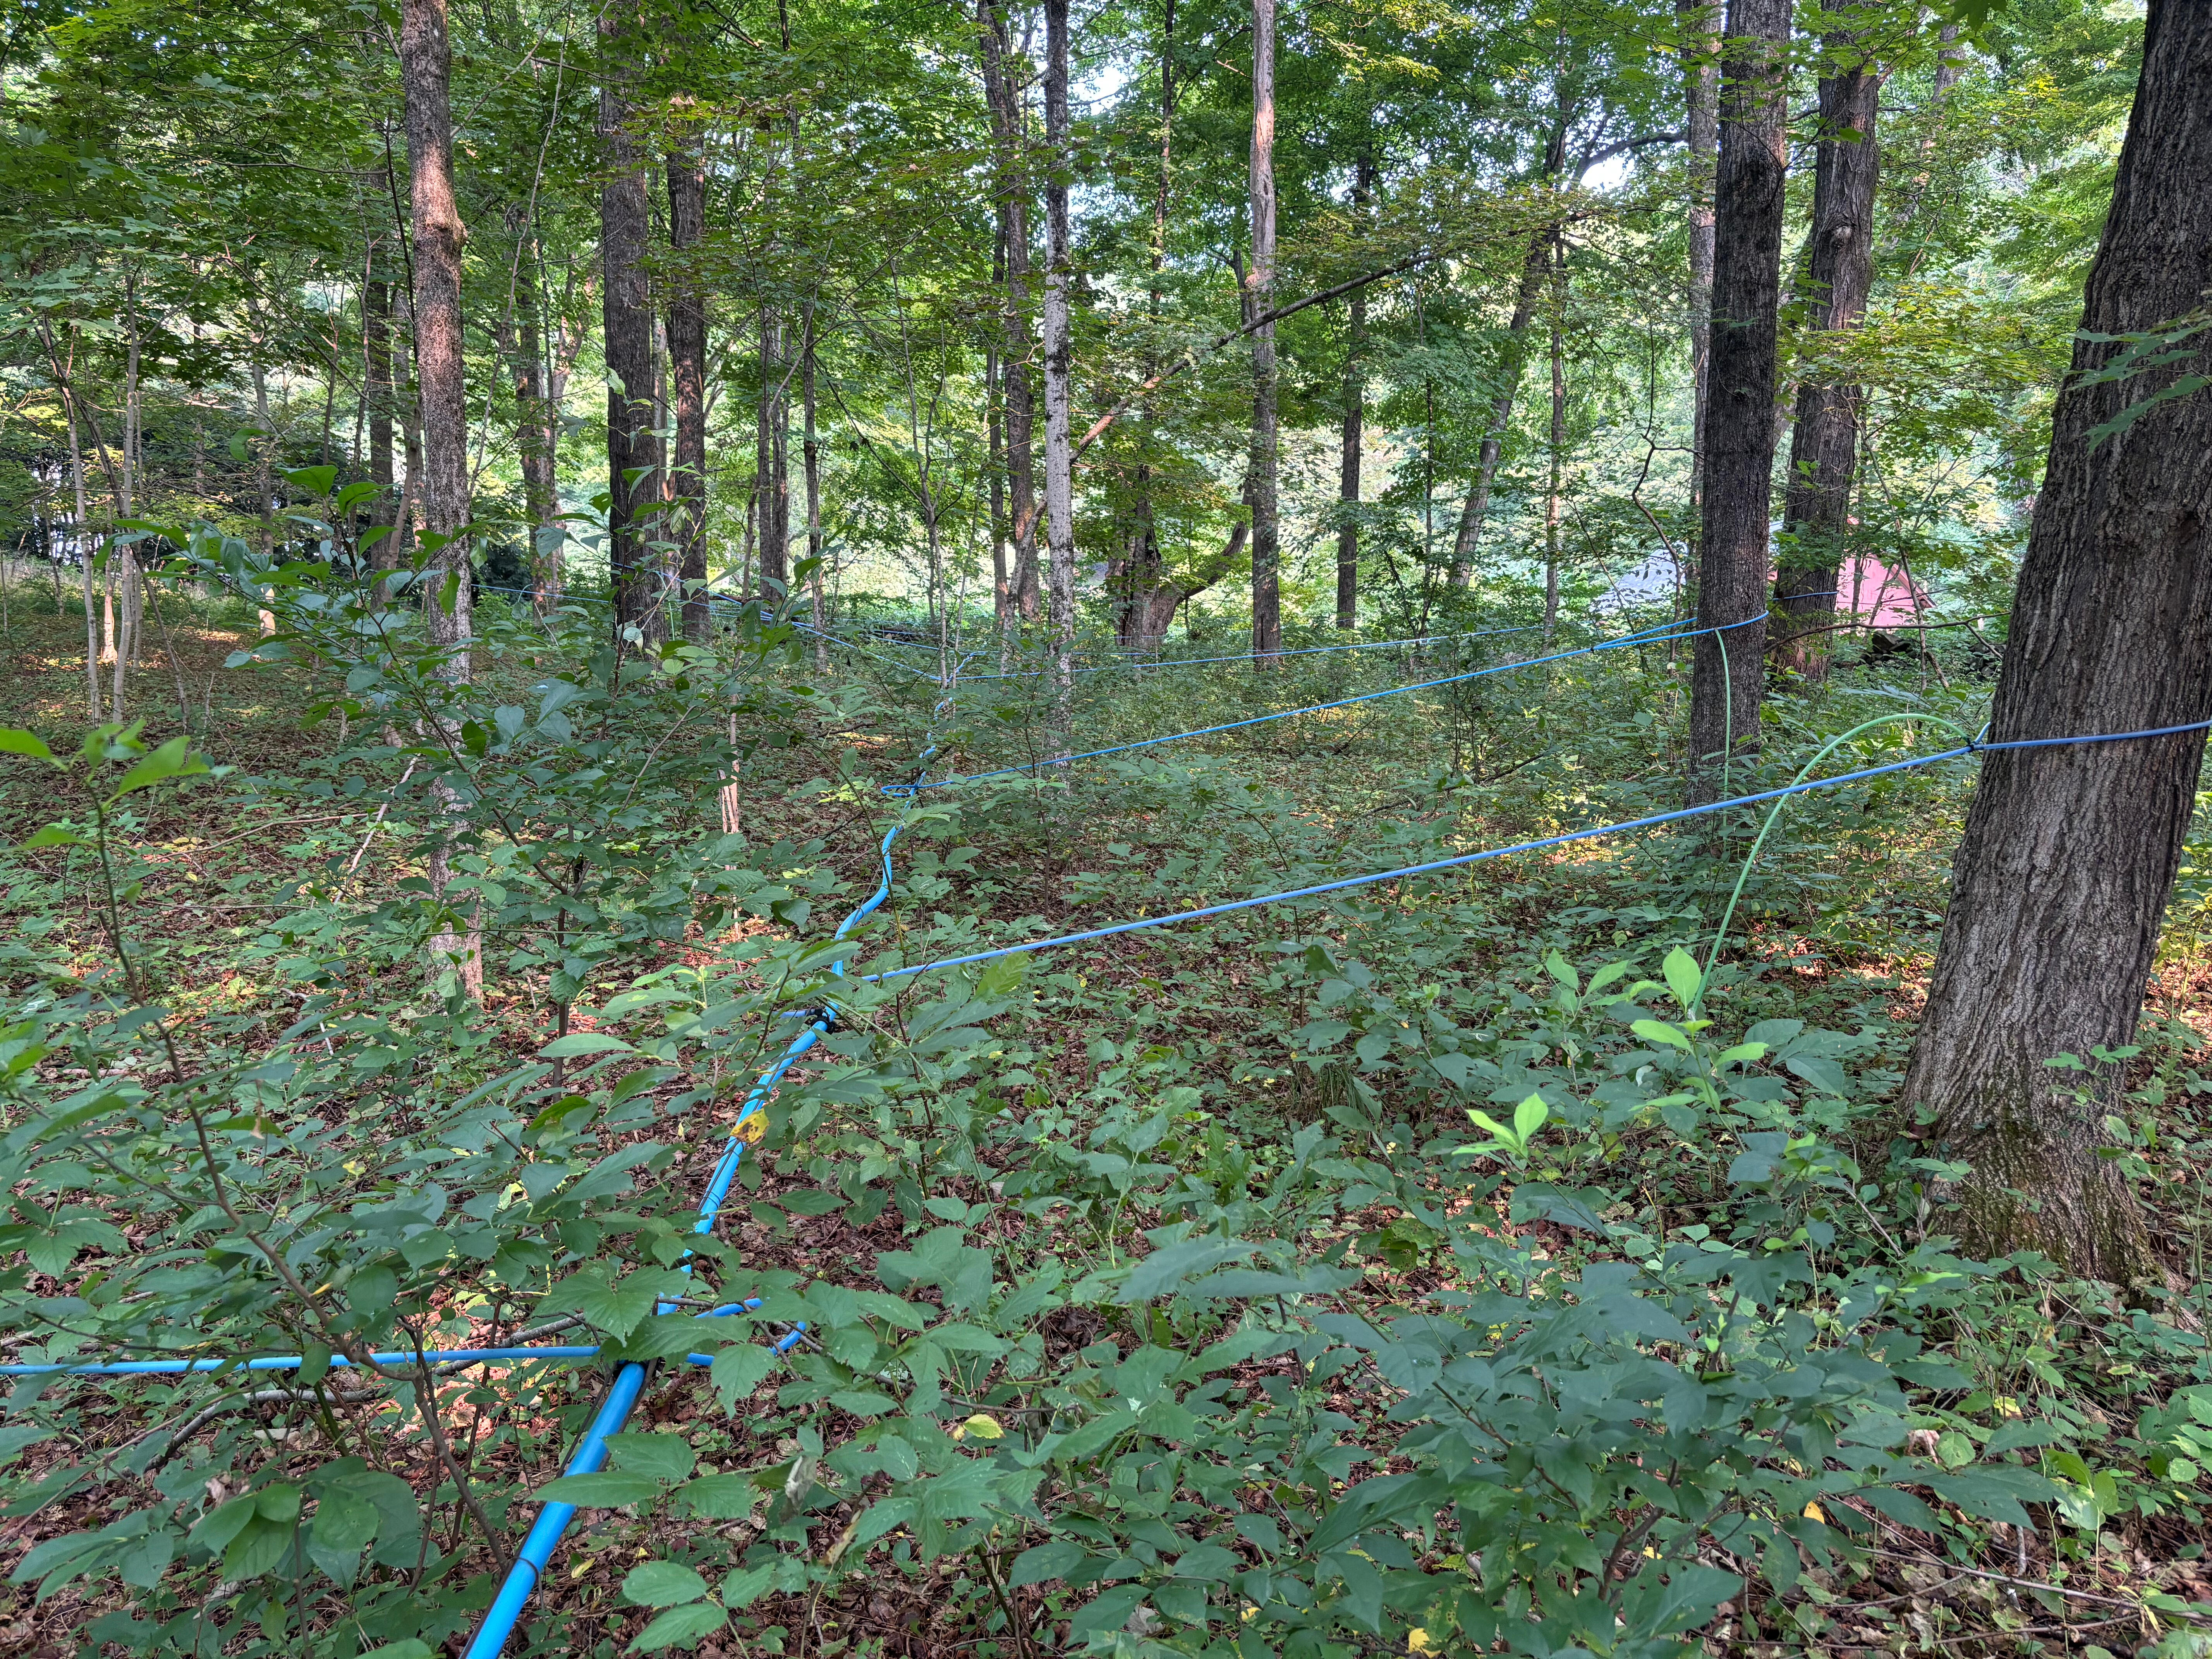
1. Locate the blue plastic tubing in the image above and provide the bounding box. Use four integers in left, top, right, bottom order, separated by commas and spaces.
464, 675, 964, 1659
860, 713, 2212, 988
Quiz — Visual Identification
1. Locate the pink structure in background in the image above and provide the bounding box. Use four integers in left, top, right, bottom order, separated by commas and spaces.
1838, 555, 1930, 626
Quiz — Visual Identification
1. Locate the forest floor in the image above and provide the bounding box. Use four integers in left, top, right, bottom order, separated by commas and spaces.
3, 580, 2212, 1659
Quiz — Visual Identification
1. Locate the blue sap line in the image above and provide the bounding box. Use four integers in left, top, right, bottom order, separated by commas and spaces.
854, 711, 2212, 989
464, 665, 969, 1659
919, 614, 1712, 790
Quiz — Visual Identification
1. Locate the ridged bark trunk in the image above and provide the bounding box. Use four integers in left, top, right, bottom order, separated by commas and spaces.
1774, 32, 1881, 680
401, 0, 481, 999
1901, 0, 2212, 1287
1685, 0, 1790, 806
1247, 0, 1279, 662
600, 2, 665, 644
402, 0, 472, 672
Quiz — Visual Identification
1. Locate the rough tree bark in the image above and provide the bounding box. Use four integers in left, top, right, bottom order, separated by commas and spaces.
1901, 0, 2212, 1286
1337, 148, 1374, 630
1247, 0, 1279, 661
401, 0, 481, 999
1042, 0, 1075, 725
599, 1, 665, 644
1685, 0, 1790, 805
1773, 27, 1881, 680
668, 143, 709, 639
1679, 0, 1721, 536
978, 0, 1039, 626
402, 0, 472, 672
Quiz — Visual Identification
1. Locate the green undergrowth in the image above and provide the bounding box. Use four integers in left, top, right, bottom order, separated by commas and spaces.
1, 518, 2209, 1659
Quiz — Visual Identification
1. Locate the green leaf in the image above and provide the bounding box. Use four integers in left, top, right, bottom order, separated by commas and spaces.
1511, 1091, 1549, 1142
0, 730, 55, 762
710, 1343, 778, 1411
109, 737, 209, 799
538, 1472, 662, 1507
629, 1603, 728, 1652
311, 1487, 378, 1556
1632, 1018, 1693, 1052
623, 1560, 710, 1607
607, 1433, 696, 1485
186, 1494, 259, 1556
671, 1474, 756, 1520
1662, 946, 1703, 1010
541, 1032, 636, 1058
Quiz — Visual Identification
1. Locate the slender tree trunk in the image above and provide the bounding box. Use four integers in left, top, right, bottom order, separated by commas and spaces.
802, 312, 828, 666
1685, 0, 1791, 806
364, 257, 399, 569
1774, 29, 1881, 680
600, 2, 665, 644
402, 0, 473, 676
1882, 22, 1966, 269
1247, 0, 1279, 662
987, 338, 1010, 634
508, 214, 561, 613
756, 310, 790, 596
55, 333, 98, 721
668, 143, 709, 640
979, 0, 1039, 628
1901, 1, 2212, 1286
1448, 234, 1550, 586
1543, 242, 1565, 647
1338, 150, 1373, 630
1449, 112, 1570, 587
396, 292, 423, 568
1042, 0, 1075, 728
1123, 0, 1185, 651
1680, 0, 1721, 542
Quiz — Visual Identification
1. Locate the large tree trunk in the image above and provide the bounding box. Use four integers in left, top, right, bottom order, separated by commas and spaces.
401, 0, 481, 1000
402, 0, 472, 673
1247, 0, 1279, 662
599, 3, 665, 645
1900, 0, 2212, 1287
1773, 29, 1881, 681
978, 0, 1039, 627
668, 144, 709, 640
1685, 0, 1790, 805
507, 211, 562, 613
1042, 0, 1075, 727
1337, 149, 1373, 630
1679, 0, 1721, 541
